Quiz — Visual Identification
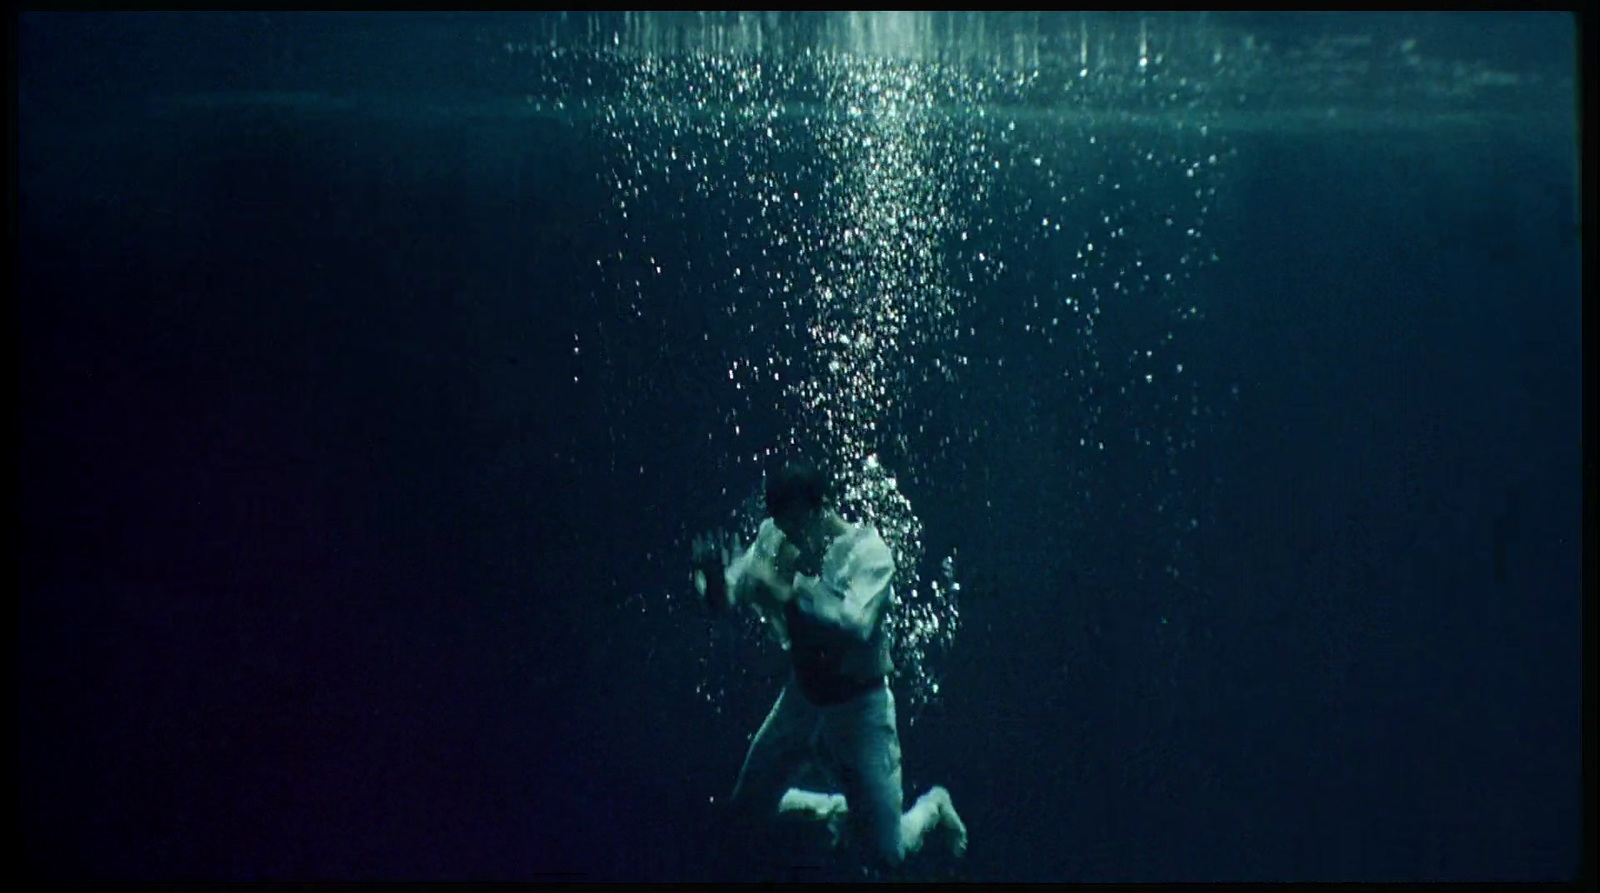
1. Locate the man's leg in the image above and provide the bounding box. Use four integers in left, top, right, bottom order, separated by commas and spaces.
900, 785, 967, 858
728, 679, 820, 818
823, 684, 967, 867
775, 743, 849, 848
777, 788, 849, 850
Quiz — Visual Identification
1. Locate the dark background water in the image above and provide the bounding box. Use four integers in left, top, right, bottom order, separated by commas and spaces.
17, 12, 1584, 883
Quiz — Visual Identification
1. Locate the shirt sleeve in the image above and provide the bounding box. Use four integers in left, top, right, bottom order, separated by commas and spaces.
726, 519, 793, 647
726, 518, 783, 604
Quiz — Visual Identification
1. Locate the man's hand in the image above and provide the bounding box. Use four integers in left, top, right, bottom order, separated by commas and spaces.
744, 560, 796, 616
691, 530, 740, 613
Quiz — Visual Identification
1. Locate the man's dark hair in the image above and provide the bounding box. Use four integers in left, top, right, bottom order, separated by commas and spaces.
765, 459, 831, 518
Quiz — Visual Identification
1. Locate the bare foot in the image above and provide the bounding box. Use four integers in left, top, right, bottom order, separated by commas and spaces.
930, 786, 968, 857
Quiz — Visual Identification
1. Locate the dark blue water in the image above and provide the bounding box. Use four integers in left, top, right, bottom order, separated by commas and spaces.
17, 12, 1583, 883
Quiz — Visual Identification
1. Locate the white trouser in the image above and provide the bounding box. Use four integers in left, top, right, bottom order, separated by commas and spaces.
729, 676, 952, 866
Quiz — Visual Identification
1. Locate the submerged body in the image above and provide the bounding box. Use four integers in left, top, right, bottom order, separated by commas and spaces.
701, 494, 967, 868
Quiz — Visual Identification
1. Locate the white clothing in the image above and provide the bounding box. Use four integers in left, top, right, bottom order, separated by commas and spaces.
724, 518, 963, 866
726, 517, 895, 689
730, 675, 959, 866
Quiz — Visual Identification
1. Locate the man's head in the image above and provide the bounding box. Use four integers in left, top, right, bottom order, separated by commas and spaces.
765, 459, 831, 550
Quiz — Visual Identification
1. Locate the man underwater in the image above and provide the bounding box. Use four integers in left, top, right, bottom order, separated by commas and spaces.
693, 459, 967, 868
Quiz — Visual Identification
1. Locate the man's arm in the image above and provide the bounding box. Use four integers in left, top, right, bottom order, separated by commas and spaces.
724, 521, 795, 646
694, 522, 779, 609
788, 530, 894, 644
724, 519, 783, 605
